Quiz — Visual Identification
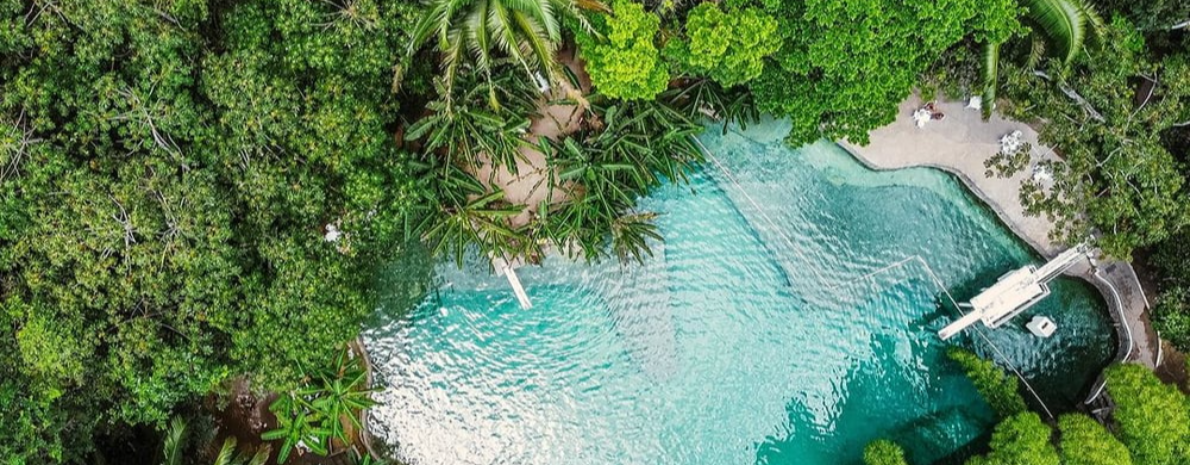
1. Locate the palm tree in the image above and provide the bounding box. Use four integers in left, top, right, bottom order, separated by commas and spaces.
982, 0, 1105, 117
405, 75, 538, 173
541, 99, 702, 264
401, 0, 606, 98
160, 418, 269, 465
311, 349, 377, 448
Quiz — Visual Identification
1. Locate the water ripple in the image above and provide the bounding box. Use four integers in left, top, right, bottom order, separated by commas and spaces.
364, 129, 1114, 465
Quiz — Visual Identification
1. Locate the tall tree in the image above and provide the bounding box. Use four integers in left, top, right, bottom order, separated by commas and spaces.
1057, 414, 1133, 465
948, 348, 1028, 418
747, 0, 1021, 145
966, 412, 1061, 465
1001, 19, 1190, 258
1105, 364, 1190, 465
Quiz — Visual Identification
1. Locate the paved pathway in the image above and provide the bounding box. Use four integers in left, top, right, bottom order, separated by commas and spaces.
842, 95, 1156, 369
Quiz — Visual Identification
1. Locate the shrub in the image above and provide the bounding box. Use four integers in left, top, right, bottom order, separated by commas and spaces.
863, 439, 909, 465
664, 3, 780, 87
576, 0, 668, 101
1105, 364, 1190, 465
967, 412, 1060, 465
948, 348, 1028, 418
1057, 414, 1132, 465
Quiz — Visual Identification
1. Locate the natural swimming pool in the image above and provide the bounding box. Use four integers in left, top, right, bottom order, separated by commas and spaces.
363, 120, 1116, 465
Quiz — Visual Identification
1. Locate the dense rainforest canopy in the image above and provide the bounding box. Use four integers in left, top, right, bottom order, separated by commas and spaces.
0, 0, 428, 461
0, 0, 1188, 463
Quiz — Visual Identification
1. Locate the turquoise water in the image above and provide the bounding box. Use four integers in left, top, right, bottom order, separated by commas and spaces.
364, 121, 1115, 465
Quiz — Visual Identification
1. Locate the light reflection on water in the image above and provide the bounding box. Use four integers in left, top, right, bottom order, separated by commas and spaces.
364, 122, 1114, 465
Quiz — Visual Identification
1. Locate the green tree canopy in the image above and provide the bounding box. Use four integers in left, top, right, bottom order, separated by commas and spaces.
1105, 364, 1190, 465
966, 412, 1061, 465
577, 0, 669, 101
0, 0, 428, 460
948, 348, 1028, 418
1000, 19, 1190, 258
664, 3, 781, 87
1057, 414, 1133, 465
863, 439, 910, 465
747, 0, 1021, 145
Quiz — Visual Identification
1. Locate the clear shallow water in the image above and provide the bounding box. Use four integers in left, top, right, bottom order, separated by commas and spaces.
364, 120, 1114, 465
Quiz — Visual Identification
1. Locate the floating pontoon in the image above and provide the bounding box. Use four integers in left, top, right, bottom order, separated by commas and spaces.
939, 245, 1086, 340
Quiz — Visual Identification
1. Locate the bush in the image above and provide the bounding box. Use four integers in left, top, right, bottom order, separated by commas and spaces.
1152, 286, 1190, 352
575, 0, 668, 101
664, 3, 780, 87
948, 348, 1028, 418
967, 412, 1060, 465
1105, 364, 1190, 465
1150, 235, 1190, 352
863, 439, 909, 465
1057, 414, 1133, 465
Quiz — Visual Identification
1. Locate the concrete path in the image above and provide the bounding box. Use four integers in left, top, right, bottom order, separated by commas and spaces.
841, 94, 1156, 369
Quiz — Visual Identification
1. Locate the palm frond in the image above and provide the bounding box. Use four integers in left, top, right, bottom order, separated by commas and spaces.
1021, 0, 1085, 65
212, 438, 238, 465
162, 417, 187, 465
466, 0, 494, 72
1075, 0, 1106, 47
982, 40, 1001, 120
246, 446, 271, 465
511, 10, 558, 78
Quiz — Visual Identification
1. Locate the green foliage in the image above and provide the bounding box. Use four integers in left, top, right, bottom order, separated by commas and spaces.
1149, 236, 1190, 352
1021, 0, 1104, 65
948, 348, 1028, 418
1001, 19, 1190, 259
209, 438, 269, 465
0, 377, 82, 463
1105, 364, 1190, 465
1152, 286, 1190, 352
161, 417, 187, 465
1094, 0, 1190, 33
1057, 414, 1132, 465
0, 0, 428, 461
543, 98, 704, 263
405, 73, 538, 173
664, 3, 781, 87
979, 0, 1099, 116
862, 439, 909, 465
965, 412, 1060, 465
577, 1, 669, 101
263, 346, 376, 463
402, 0, 600, 96
748, 0, 1019, 145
